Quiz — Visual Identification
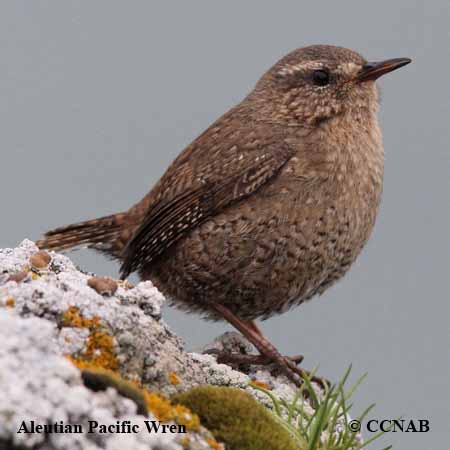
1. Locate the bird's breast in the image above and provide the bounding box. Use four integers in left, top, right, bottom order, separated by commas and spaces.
255, 115, 385, 298
148, 116, 385, 319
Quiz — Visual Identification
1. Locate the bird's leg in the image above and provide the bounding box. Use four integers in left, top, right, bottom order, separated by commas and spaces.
245, 320, 263, 336
211, 303, 324, 387
229, 319, 304, 366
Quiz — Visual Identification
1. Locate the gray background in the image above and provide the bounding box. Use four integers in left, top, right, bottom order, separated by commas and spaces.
1, 1, 448, 449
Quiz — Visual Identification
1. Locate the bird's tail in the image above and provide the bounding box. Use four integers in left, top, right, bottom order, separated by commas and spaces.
36, 212, 128, 257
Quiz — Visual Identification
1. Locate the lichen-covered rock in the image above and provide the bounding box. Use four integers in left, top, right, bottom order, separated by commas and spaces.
0, 240, 338, 450
0, 240, 209, 396
0, 310, 218, 450
0, 241, 223, 450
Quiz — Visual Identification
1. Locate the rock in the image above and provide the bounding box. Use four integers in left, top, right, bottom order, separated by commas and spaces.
29, 250, 52, 269
6, 270, 28, 283
88, 276, 119, 296
1, 240, 208, 395
0, 311, 153, 450
0, 240, 357, 450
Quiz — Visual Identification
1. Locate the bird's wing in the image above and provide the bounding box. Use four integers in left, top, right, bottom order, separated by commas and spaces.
120, 120, 294, 279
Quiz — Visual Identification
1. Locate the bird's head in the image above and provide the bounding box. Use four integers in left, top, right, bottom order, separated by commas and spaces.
251, 45, 411, 127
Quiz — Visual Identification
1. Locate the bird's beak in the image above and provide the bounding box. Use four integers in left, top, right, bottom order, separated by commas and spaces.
357, 57, 411, 82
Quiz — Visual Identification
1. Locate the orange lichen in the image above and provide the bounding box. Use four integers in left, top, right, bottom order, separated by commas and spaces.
63, 307, 201, 433
144, 391, 200, 431
62, 306, 99, 328
206, 437, 222, 449
168, 371, 181, 385
84, 329, 119, 370
62, 306, 119, 371
249, 380, 272, 390
67, 357, 96, 371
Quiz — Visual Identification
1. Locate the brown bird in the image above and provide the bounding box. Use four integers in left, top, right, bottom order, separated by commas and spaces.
37, 45, 411, 385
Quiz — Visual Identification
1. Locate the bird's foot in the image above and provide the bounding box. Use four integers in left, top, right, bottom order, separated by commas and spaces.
274, 356, 329, 389
208, 304, 328, 388
210, 349, 327, 389
211, 350, 303, 367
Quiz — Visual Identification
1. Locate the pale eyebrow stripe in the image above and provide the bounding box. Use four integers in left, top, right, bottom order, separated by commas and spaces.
277, 61, 325, 76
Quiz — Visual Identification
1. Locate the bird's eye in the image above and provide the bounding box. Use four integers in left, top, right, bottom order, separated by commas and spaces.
312, 69, 330, 86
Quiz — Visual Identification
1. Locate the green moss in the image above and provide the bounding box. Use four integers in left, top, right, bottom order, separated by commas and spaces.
173, 386, 300, 450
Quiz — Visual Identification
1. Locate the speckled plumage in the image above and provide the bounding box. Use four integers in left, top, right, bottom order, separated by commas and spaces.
146, 109, 383, 321
38, 45, 409, 324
